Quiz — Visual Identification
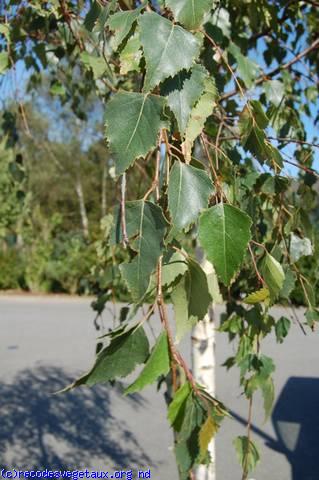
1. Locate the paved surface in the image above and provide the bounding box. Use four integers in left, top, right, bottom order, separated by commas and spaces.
0, 296, 318, 479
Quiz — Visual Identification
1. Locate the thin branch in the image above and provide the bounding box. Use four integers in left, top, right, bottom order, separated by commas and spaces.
203, 31, 246, 99
221, 37, 319, 101
157, 256, 178, 392
248, 244, 265, 286
143, 132, 162, 201
269, 136, 319, 149
120, 172, 129, 248
200, 134, 220, 186
283, 158, 319, 177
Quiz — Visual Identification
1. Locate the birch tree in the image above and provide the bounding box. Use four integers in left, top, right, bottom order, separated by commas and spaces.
2, 0, 319, 478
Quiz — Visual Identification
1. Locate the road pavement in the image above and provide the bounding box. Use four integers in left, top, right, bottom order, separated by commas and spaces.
0, 296, 318, 479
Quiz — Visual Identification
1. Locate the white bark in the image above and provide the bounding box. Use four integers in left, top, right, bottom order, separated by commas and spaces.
75, 174, 89, 239
192, 259, 216, 480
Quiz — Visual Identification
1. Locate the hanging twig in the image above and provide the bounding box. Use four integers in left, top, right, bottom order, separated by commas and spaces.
248, 243, 265, 286
120, 172, 129, 248
221, 37, 319, 101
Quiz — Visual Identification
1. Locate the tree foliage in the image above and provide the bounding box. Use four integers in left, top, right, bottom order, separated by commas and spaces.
1, 0, 319, 478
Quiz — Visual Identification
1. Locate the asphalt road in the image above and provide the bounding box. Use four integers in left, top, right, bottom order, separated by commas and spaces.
0, 296, 318, 479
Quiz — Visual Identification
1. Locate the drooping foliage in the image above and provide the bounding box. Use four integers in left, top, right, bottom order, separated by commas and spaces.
1, 0, 319, 478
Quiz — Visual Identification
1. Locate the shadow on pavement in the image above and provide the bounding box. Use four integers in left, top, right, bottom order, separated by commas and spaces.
270, 376, 319, 480
231, 376, 319, 480
0, 366, 151, 470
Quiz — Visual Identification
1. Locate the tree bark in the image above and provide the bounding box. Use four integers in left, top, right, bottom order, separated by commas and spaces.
193, 258, 216, 480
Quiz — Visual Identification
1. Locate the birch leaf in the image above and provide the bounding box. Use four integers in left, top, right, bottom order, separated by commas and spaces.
139, 12, 201, 92
119, 31, 142, 74
107, 8, 142, 51
125, 332, 170, 394
168, 161, 214, 230
199, 415, 218, 458
167, 65, 208, 136
165, 0, 212, 30
171, 277, 197, 343
228, 42, 260, 88
111, 201, 167, 302
186, 258, 212, 320
199, 204, 252, 285
244, 288, 270, 304
182, 79, 217, 161
261, 252, 285, 300
63, 326, 149, 389
105, 92, 166, 175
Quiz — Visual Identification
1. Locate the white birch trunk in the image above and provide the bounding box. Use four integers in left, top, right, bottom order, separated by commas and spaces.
75, 175, 89, 239
193, 258, 216, 480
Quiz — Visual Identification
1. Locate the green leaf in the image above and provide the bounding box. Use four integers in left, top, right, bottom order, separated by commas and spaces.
167, 65, 208, 136
168, 381, 192, 427
261, 252, 285, 300
228, 43, 260, 88
275, 316, 291, 343
234, 436, 260, 474
290, 233, 313, 263
119, 30, 142, 75
107, 8, 142, 51
305, 309, 319, 328
64, 325, 149, 389
168, 161, 214, 230
165, 0, 212, 30
80, 52, 106, 79
139, 12, 201, 92
171, 277, 197, 343
261, 377, 275, 421
162, 250, 188, 287
186, 258, 212, 320
125, 331, 170, 394
280, 268, 296, 299
84, 1, 102, 31
182, 78, 217, 162
111, 201, 167, 302
105, 92, 166, 175
199, 414, 218, 459
199, 204, 252, 285
171, 258, 211, 341
244, 287, 270, 304
239, 103, 283, 170
0, 51, 9, 75
264, 80, 284, 106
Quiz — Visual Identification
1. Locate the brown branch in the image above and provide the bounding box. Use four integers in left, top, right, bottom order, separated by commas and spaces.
221, 37, 319, 101
59, 0, 84, 51
143, 132, 162, 201
283, 158, 319, 177
157, 256, 178, 392
269, 136, 319, 149
248, 243, 265, 286
203, 31, 246, 99
200, 134, 220, 187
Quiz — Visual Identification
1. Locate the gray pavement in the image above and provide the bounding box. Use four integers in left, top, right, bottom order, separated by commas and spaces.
0, 296, 318, 479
